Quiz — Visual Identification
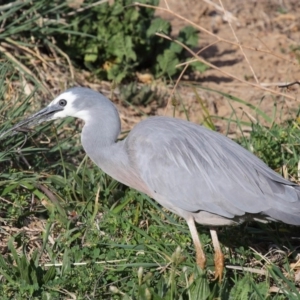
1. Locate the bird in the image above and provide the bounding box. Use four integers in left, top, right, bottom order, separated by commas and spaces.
2, 87, 300, 281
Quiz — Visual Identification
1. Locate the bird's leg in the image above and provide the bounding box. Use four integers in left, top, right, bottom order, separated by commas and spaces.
186, 217, 206, 269
210, 228, 224, 282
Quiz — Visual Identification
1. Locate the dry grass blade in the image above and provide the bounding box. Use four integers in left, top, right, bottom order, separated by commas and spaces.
4, 38, 50, 68
226, 265, 267, 275
46, 41, 75, 80
0, 45, 49, 92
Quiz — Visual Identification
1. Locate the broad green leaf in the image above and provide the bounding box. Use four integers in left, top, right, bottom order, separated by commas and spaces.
147, 18, 171, 37
178, 26, 199, 48
157, 49, 179, 77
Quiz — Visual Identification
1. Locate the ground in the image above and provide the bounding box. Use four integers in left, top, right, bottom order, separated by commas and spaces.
114, 0, 300, 136
157, 0, 300, 131
1, 1, 300, 297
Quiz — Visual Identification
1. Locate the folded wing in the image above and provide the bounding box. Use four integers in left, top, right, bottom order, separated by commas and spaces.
126, 117, 300, 225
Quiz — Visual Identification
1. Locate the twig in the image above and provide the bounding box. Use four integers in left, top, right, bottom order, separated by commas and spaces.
260, 81, 300, 88
162, 0, 170, 10
277, 81, 300, 88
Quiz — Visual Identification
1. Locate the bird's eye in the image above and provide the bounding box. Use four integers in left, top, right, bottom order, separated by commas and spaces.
58, 99, 67, 107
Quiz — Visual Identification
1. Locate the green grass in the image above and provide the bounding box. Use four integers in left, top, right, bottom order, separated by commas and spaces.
0, 0, 82, 90
1, 65, 300, 299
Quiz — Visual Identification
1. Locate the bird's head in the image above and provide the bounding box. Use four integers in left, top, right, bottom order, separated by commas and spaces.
0, 87, 118, 139
43, 87, 106, 121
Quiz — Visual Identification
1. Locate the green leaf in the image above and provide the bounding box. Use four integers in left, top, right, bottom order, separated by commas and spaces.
147, 18, 171, 37
1, 183, 18, 196
110, 33, 136, 62
178, 25, 199, 48
191, 61, 209, 73
107, 63, 128, 83
157, 49, 179, 77
169, 42, 183, 54
43, 266, 56, 283
84, 45, 98, 63
190, 267, 210, 300
0, 256, 15, 284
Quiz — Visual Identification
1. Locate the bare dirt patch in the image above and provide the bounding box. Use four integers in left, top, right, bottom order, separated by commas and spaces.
150, 0, 300, 134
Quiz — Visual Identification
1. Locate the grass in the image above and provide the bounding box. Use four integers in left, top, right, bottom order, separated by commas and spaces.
0, 1, 300, 297
0, 0, 79, 91
0, 63, 300, 299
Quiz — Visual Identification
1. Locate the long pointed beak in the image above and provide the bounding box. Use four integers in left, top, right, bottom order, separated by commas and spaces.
0, 104, 63, 139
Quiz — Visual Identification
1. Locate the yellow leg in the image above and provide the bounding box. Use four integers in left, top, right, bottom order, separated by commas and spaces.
210, 228, 224, 282
186, 217, 206, 269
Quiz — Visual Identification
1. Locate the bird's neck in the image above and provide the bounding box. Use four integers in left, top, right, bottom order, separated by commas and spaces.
81, 109, 121, 160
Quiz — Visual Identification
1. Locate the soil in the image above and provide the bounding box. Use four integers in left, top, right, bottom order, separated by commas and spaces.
115, 0, 300, 137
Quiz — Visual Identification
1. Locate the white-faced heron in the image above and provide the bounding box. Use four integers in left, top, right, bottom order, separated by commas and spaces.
2, 87, 300, 280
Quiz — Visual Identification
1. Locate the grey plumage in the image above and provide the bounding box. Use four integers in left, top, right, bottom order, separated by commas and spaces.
127, 117, 300, 226
3, 87, 300, 280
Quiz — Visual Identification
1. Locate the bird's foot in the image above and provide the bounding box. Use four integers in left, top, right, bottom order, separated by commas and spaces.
214, 252, 224, 282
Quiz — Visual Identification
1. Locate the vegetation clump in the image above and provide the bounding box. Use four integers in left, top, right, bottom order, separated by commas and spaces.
60, 0, 206, 82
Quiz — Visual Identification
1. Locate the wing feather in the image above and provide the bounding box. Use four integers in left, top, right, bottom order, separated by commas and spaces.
126, 117, 300, 224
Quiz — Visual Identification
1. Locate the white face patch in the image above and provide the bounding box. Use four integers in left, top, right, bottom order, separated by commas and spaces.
48, 90, 90, 122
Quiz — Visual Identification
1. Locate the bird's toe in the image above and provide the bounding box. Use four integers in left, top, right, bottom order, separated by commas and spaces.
214, 251, 224, 282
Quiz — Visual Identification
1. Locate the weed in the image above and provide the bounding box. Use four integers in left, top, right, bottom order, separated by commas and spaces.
61, 0, 206, 83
